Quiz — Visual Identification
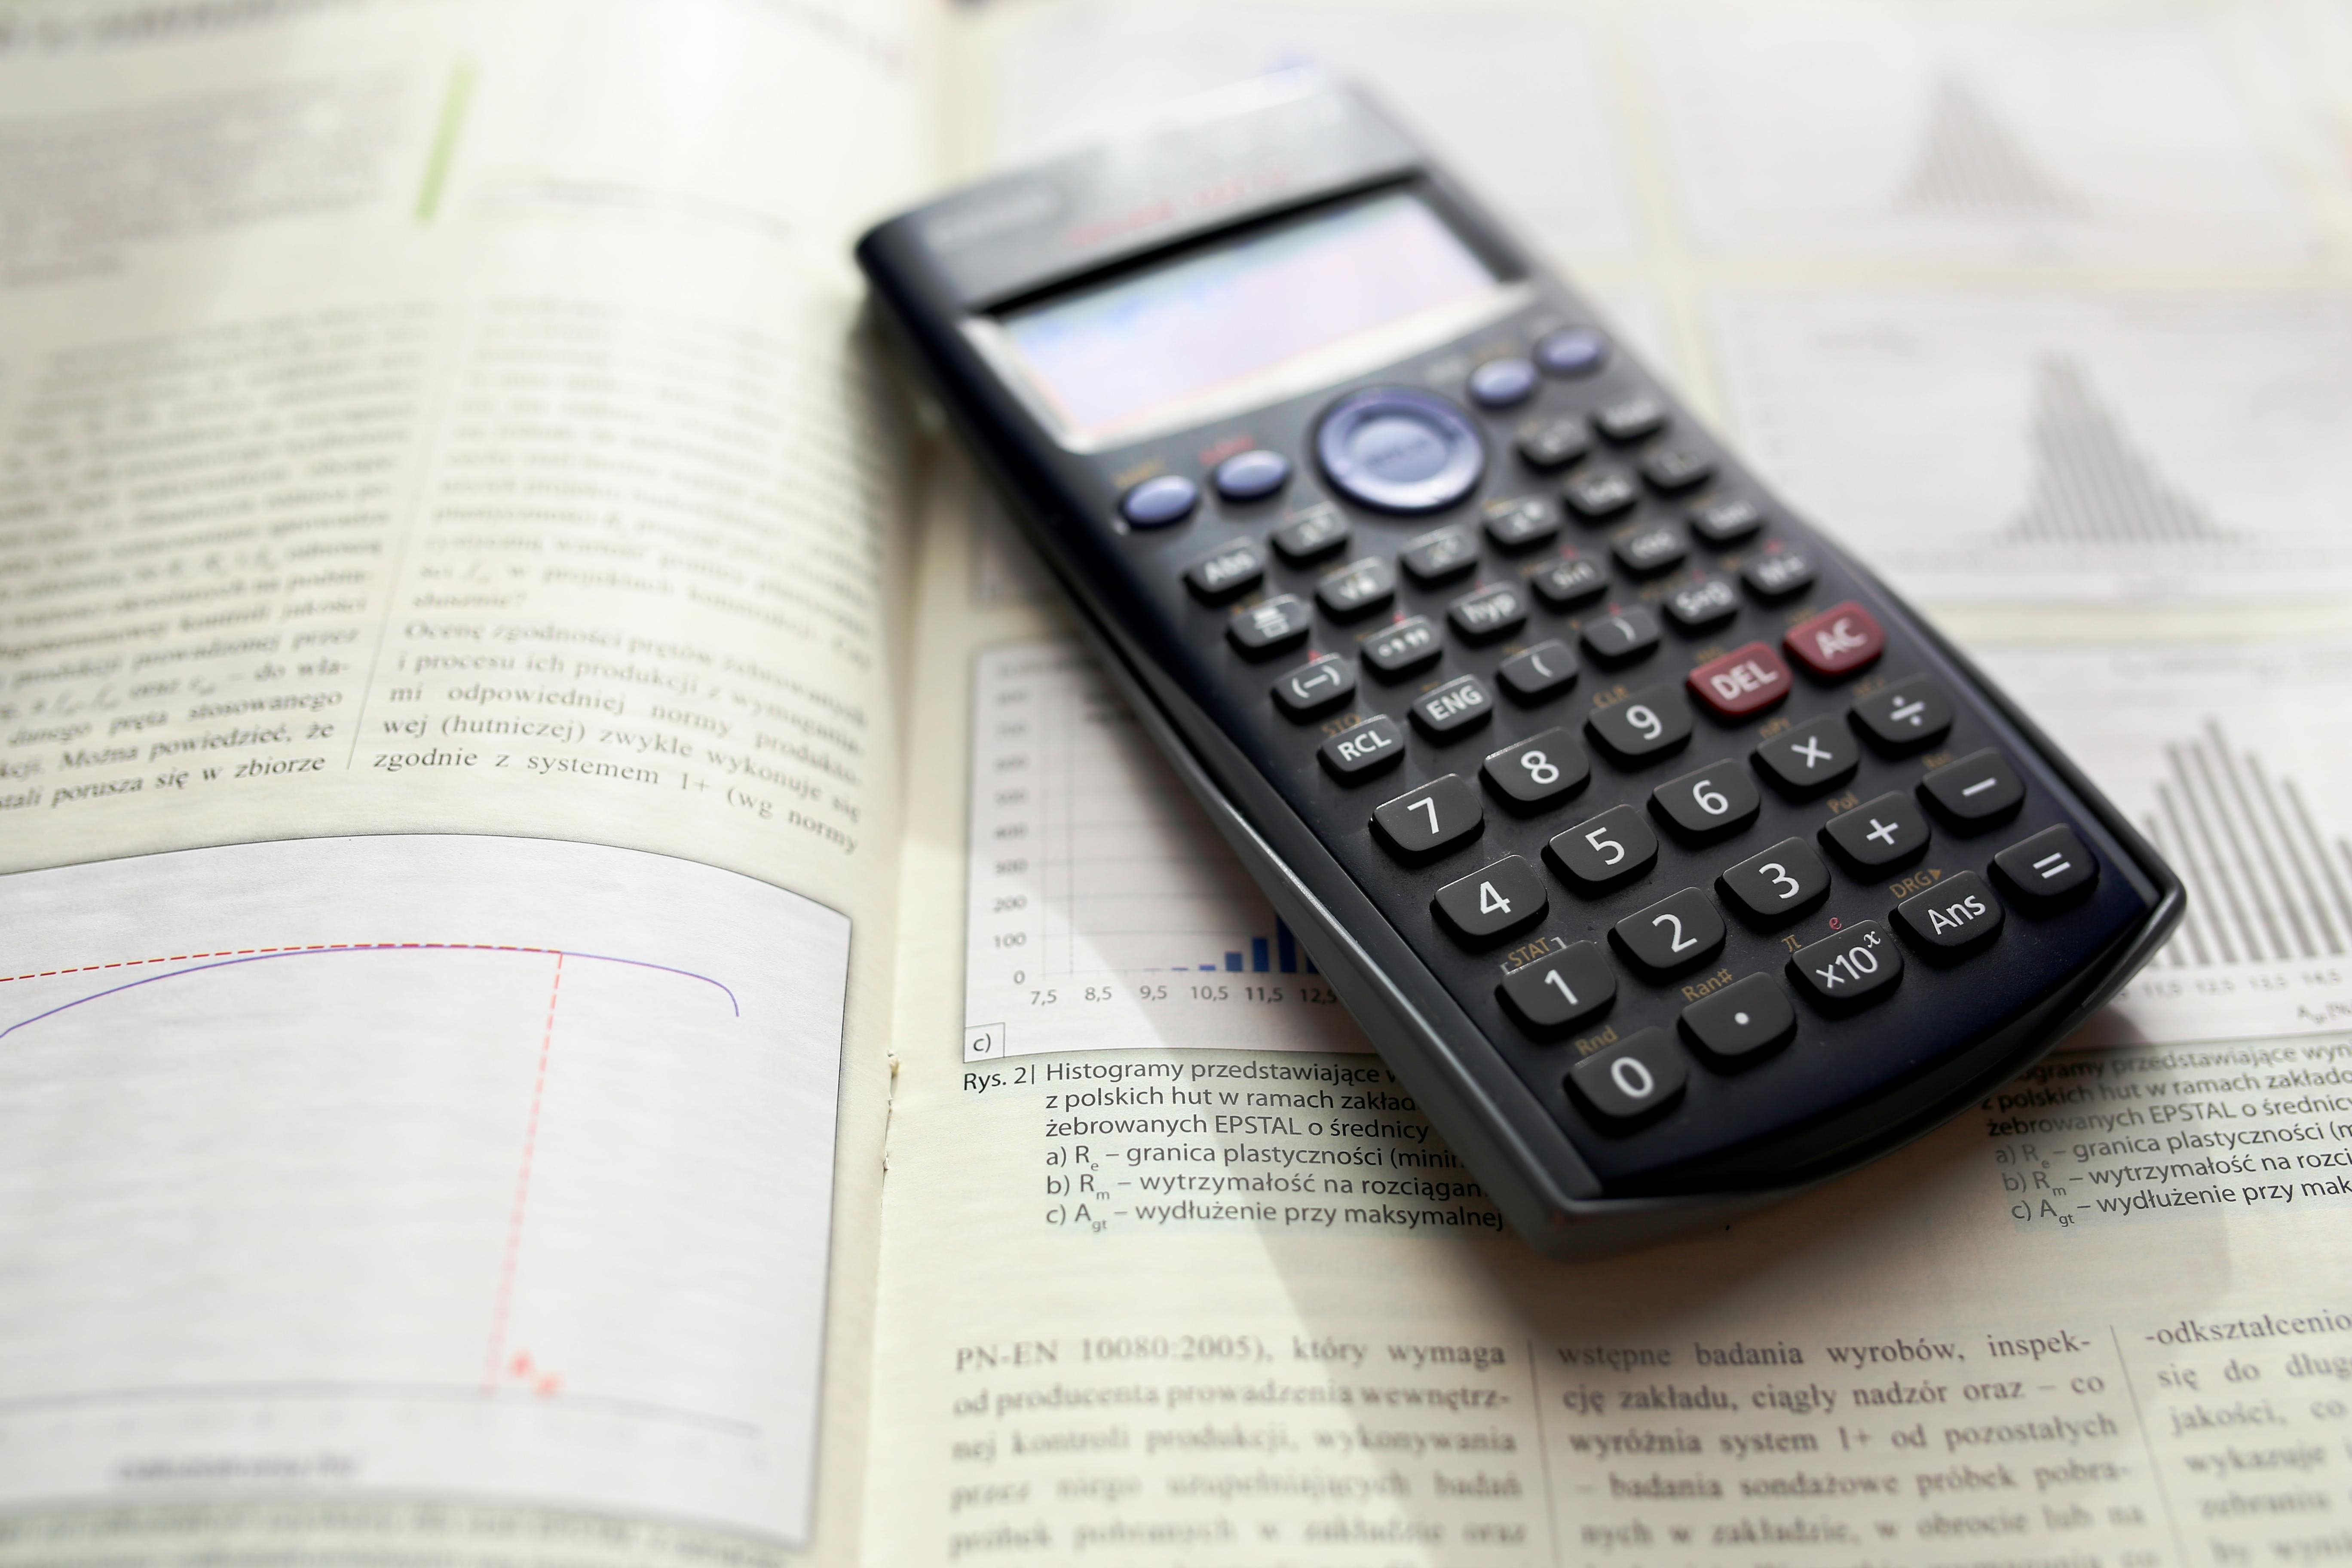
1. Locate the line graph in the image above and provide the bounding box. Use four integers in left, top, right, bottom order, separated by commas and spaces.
0, 835, 850, 1543
0, 940, 739, 1040
964, 643, 1367, 1060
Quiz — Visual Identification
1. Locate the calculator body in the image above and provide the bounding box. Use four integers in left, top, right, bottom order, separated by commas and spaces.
856, 75, 2182, 1255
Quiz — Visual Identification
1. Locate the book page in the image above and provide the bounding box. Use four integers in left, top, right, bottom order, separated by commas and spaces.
863, 0, 2352, 1561
0, 0, 937, 1558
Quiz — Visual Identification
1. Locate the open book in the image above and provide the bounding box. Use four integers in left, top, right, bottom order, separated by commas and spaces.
3, 0, 2349, 1563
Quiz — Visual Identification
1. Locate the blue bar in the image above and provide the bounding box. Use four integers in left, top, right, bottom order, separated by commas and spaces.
1305, 950, 1318, 974
1198, 963, 1215, 971
1225, 952, 1243, 971
1251, 937, 1270, 972
1277, 919, 1297, 973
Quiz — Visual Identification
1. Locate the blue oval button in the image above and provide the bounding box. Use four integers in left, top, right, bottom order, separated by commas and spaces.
1213, 448, 1290, 502
1119, 473, 1198, 527
1467, 357, 1538, 408
1316, 388, 1485, 514
1535, 325, 1609, 377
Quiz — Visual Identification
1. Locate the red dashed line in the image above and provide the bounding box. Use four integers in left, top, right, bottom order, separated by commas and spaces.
483, 951, 564, 1391
0, 942, 564, 987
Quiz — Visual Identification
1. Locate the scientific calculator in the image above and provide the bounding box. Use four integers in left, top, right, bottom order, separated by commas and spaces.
857, 75, 2182, 1254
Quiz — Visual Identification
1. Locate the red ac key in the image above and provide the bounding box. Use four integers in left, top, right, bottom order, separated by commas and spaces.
1785, 600, 1885, 677
1687, 641, 1792, 717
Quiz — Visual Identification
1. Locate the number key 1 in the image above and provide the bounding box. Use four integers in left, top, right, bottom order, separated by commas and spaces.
1497, 941, 1615, 1033
1482, 727, 1589, 812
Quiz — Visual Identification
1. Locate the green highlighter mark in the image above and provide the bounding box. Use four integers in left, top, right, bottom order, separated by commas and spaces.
415, 61, 477, 224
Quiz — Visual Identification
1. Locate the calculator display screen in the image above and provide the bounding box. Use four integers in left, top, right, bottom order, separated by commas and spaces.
997, 190, 1499, 443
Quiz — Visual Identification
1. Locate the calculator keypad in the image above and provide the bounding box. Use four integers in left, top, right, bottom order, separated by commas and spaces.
1109, 310, 2155, 1196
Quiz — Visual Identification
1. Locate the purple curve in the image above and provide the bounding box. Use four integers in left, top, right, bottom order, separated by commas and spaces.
0, 945, 740, 1042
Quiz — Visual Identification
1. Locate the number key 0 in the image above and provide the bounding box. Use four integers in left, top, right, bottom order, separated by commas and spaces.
1372, 774, 1483, 861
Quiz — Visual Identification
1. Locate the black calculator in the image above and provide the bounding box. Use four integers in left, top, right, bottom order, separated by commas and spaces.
858, 75, 2182, 1254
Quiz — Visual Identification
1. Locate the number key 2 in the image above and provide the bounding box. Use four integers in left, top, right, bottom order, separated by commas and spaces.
1614, 887, 1726, 976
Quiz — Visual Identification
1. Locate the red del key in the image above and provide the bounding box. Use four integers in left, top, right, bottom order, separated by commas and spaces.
1785, 600, 1885, 676
1688, 641, 1792, 717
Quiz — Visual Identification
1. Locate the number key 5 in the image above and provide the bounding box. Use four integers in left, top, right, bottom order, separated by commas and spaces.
1545, 804, 1657, 893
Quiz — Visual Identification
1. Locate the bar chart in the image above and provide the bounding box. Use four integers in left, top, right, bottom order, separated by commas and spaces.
1976, 642, 2352, 1042
963, 643, 1367, 1061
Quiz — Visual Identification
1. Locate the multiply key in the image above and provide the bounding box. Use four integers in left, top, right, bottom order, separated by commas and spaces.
1751, 713, 1858, 795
